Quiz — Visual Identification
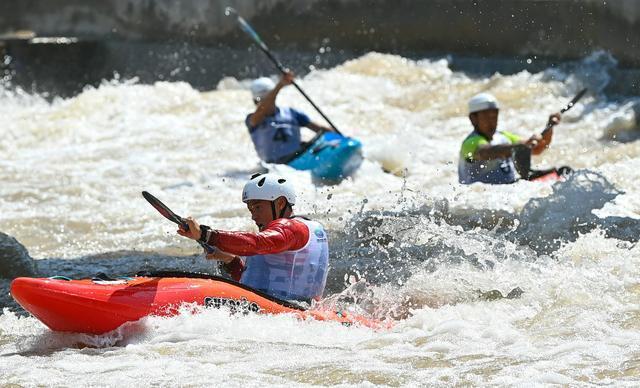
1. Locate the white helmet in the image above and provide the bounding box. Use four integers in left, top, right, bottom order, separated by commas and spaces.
242, 173, 296, 205
250, 77, 276, 100
468, 92, 499, 114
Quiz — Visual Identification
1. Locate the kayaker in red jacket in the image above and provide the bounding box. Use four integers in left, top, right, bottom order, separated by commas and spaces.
178, 173, 330, 302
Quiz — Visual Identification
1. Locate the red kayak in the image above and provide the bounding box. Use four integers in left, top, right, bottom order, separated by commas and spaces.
529, 170, 561, 183
10, 272, 389, 334
528, 166, 573, 183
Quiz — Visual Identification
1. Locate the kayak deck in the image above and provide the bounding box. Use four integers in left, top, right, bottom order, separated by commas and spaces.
288, 132, 363, 182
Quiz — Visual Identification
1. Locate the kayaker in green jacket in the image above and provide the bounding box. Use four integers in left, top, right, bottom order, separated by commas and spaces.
458, 93, 563, 184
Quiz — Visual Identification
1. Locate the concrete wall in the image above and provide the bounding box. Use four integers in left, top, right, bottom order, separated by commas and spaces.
1, 0, 639, 97
1, 0, 639, 66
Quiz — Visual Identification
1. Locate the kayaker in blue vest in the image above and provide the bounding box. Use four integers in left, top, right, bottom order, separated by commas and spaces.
246, 71, 335, 164
177, 173, 330, 303
458, 92, 561, 184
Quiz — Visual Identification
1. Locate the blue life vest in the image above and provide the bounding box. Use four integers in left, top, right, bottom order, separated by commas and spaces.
240, 219, 329, 302
245, 107, 310, 163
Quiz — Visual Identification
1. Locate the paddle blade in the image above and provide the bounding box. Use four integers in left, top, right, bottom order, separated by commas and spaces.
141, 191, 186, 228
141, 191, 215, 254
226, 7, 269, 50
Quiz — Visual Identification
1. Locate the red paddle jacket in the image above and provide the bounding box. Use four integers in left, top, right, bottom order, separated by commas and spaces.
201, 218, 309, 281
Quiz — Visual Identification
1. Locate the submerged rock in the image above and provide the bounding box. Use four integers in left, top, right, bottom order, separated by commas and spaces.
0, 232, 36, 278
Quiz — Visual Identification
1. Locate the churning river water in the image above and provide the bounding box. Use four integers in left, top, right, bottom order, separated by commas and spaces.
1, 50, 640, 386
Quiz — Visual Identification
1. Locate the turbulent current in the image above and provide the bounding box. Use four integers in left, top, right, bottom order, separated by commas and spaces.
2, 51, 640, 386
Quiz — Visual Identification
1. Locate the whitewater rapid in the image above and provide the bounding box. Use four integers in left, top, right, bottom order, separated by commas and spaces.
1, 51, 640, 386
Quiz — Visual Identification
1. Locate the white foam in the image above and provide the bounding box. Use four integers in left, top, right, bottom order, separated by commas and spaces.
2, 51, 640, 385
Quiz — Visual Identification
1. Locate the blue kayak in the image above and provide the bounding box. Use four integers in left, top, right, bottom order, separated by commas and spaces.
287, 132, 363, 182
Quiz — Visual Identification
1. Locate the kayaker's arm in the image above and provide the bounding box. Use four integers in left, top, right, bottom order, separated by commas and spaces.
203, 249, 245, 282
221, 257, 245, 282
473, 144, 520, 161
473, 115, 556, 160
531, 113, 560, 155
178, 217, 309, 256
204, 248, 237, 263
306, 122, 335, 134
204, 218, 309, 256
248, 72, 294, 128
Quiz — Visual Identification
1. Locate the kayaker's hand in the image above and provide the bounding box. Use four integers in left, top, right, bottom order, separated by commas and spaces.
547, 112, 561, 127
524, 134, 542, 149
205, 248, 237, 264
177, 217, 201, 240
279, 70, 295, 87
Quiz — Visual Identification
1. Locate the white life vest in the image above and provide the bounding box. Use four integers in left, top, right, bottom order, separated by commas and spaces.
247, 107, 303, 163
240, 218, 329, 301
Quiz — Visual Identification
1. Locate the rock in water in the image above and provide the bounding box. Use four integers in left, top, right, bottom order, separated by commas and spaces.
0, 232, 36, 278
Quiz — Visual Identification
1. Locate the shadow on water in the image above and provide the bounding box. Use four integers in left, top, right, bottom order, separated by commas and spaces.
602, 101, 640, 143
608, 128, 640, 144
325, 170, 639, 293
511, 170, 629, 253
0, 313, 148, 355
325, 203, 522, 294
219, 164, 268, 181
4, 37, 639, 99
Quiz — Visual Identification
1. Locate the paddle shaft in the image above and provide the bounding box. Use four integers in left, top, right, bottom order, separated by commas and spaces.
515, 88, 587, 177
542, 88, 588, 135
229, 8, 344, 136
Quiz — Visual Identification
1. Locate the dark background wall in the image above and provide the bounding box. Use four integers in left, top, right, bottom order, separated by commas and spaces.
1, 0, 639, 64
1, 0, 639, 96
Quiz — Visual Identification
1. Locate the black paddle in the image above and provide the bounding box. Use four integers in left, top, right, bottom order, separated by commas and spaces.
225, 7, 343, 136
514, 88, 588, 179
141, 191, 215, 253
541, 88, 588, 135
